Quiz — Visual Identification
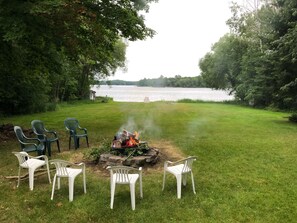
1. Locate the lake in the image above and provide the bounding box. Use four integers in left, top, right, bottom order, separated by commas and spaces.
91, 85, 234, 102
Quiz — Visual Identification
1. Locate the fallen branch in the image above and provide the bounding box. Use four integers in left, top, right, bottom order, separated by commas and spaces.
4, 169, 55, 180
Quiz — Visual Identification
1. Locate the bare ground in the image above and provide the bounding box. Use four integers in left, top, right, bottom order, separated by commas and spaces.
69, 139, 185, 178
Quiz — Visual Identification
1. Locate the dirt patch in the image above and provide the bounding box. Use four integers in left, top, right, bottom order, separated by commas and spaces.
69, 139, 185, 178
0, 123, 33, 141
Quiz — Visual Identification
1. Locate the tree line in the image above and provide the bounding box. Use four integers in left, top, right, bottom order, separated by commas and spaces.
137, 75, 206, 87
100, 75, 206, 87
199, 0, 297, 110
0, 0, 156, 115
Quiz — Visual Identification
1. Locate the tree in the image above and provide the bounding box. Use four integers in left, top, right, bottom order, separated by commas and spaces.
0, 0, 157, 114
199, 0, 297, 109
199, 34, 247, 98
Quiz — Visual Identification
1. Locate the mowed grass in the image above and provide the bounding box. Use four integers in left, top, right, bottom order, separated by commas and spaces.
1, 101, 297, 222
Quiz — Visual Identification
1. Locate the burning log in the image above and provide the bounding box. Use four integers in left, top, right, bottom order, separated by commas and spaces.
111, 129, 149, 157
112, 129, 140, 149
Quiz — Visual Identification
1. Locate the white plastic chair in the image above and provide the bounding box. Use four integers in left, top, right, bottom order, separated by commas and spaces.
107, 166, 143, 210
12, 151, 51, 190
162, 156, 197, 199
50, 159, 86, 202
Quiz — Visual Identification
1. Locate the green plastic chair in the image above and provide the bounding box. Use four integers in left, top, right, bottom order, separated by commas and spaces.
31, 120, 60, 157
64, 118, 89, 149
14, 126, 45, 155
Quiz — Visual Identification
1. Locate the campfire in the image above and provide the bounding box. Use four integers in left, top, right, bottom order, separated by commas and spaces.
112, 129, 141, 149
111, 129, 149, 157
99, 129, 159, 167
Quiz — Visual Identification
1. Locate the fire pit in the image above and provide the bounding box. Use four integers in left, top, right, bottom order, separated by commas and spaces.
99, 129, 159, 167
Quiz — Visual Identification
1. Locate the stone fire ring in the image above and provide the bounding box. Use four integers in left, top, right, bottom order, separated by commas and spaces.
99, 147, 159, 168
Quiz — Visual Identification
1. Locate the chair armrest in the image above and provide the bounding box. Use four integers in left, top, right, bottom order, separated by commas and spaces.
78, 126, 87, 134
20, 141, 38, 147
32, 155, 48, 161
32, 131, 46, 138
51, 159, 85, 168
165, 156, 198, 167
66, 128, 75, 135
75, 162, 85, 168
164, 160, 174, 168
56, 160, 85, 168
44, 128, 58, 137
22, 133, 40, 142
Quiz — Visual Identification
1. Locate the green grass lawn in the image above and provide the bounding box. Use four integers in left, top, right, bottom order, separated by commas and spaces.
1, 101, 297, 222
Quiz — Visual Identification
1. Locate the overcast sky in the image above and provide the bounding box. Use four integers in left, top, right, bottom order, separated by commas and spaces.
111, 0, 242, 81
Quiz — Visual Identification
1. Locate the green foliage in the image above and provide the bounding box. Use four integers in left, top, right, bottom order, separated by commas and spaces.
288, 113, 297, 123
200, 0, 297, 110
137, 75, 206, 87
111, 142, 150, 157
0, 0, 155, 115
84, 139, 111, 164
96, 96, 113, 103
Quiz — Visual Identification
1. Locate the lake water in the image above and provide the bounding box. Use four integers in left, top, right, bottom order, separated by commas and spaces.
91, 85, 234, 102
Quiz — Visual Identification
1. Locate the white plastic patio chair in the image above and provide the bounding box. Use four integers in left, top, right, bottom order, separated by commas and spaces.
162, 156, 197, 199
12, 151, 51, 191
107, 166, 143, 210
50, 159, 86, 202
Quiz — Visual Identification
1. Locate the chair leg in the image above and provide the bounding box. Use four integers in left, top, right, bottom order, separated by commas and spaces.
83, 171, 87, 194
46, 162, 51, 184
69, 178, 74, 202
110, 182, 116, 209
69, 136, 71, 150
130, 183, 136, 210
28, 168, 35, 191
43, 142, 47, 156
17, 166, 21, 188
57, 140, 61, 152
191, 172, 196, 194
57, 177, 61, 189
47, 141, 51, 157
76, 138, 79, 149
176, 174, 182, 199
162, 170, 166, 191
182, 173, 187, 186
139, 176, 143, 198
86, 136, 89, 147
51, 175, 57, 200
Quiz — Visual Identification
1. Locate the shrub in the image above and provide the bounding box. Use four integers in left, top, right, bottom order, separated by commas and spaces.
288, 113, 297, 123
84, 138, 111, 163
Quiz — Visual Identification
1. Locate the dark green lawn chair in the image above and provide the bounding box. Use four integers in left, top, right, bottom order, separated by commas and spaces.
31, 120, 60, 157
14, 126, 45, 155
64, 118, 89, 149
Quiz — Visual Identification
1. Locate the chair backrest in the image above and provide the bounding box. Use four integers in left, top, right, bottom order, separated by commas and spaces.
13, 151, 29, 168
64, 118, 79, 133
182, 156, 197, 173
31, 120, 46, 140
51, 160, 71, 177
14, 126, 25, 142
14, 126, 26, 149
108, 166, 137, 184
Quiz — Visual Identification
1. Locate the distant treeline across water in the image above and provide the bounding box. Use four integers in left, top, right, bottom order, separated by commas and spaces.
97, 75, 206, 88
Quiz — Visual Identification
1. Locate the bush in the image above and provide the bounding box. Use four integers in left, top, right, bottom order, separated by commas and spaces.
84, 138, 111, 163
96, 96, 113, 103
288, 113, 297, 123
